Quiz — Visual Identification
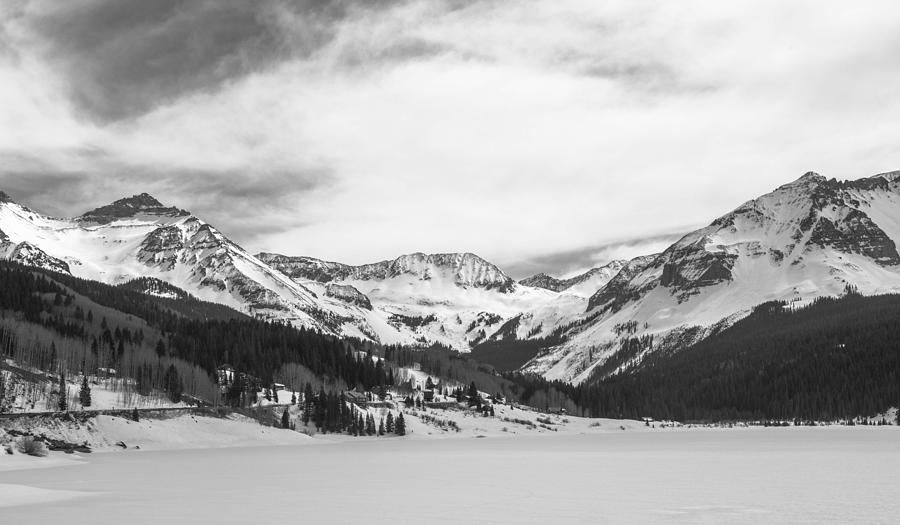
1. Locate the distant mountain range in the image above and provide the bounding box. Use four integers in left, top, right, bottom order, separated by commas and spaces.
2, 170, 899, 383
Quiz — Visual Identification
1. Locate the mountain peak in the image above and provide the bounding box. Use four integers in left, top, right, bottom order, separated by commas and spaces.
0, 190, 14, 204
794, 171, 825, 184
79, 193, 188, 224
771, 171, 827, 193
115, 192, 165, 208
388, 252, 515, 290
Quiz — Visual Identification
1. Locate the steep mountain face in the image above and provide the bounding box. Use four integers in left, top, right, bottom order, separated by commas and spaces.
521, 171, 900, 383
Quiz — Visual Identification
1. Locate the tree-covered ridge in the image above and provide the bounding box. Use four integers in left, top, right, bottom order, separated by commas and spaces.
572, 291, 900, 421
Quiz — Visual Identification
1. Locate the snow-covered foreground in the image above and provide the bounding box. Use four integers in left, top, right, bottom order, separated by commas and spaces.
1, 427, 898, 524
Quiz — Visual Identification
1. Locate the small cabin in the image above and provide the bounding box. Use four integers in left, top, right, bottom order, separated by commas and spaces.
343, 390, 369, 407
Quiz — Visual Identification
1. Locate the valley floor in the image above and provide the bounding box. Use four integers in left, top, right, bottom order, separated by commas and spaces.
1, 422, 898, 524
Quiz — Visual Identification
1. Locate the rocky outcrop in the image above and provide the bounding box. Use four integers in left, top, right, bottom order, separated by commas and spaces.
325, 283, 372, 310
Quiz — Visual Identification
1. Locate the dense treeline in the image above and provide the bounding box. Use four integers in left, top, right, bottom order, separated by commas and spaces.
470, 320, 575, 372
0, 264, 80, 332
470, 339, 546, 371
570, 293, 900, 421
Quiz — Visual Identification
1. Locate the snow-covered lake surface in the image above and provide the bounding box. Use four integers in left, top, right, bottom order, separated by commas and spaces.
1, 427, 898, 524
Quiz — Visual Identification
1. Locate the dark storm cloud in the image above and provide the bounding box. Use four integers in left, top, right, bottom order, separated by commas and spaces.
17, 0, 415, 122
503, 231, 688, 280
0, 152, 332, 239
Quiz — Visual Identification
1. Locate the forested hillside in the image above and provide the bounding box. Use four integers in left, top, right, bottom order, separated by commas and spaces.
570, 291, 900, 422
0, 261, 383, 404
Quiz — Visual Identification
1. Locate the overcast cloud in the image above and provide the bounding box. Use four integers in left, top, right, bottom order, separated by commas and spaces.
3, 0, 900, 278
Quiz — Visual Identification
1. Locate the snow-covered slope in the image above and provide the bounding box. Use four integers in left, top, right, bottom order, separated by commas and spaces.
522, 171, 900, 383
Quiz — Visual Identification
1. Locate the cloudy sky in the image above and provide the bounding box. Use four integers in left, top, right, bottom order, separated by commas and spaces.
2, 0, 900, 278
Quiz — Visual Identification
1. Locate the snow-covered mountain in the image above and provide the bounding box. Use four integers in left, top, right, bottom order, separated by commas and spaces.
0, 192, 366, 334
0, 192, 600, 348
258, 252, 516, 291
258, 252, 571, 348
4, 170, 900, 384
519, 171, 900, 383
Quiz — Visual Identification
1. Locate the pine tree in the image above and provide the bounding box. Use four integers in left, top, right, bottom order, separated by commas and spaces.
57, 370, 68, 412
281, 407, 290, 429
79, 375, 92, 408
303, 383, 314, 424
386, 412, 394, 433
315, 386, 328, 430
155, 339, 166, 358
468, 381, 481, 408
349, 407, 358, 436
163, 364, 182, 403
378, 417, 385, 436
395, 412, 406, 436
291, 391, 297, 405
0, 373, 6, 413
132, 407, 140, 422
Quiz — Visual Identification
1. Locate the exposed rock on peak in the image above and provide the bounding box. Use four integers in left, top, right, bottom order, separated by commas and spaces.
79, 193, 188, 223
519, 272, 561, 291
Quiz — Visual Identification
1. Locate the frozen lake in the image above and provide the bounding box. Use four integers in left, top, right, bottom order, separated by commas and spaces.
2, 427, 899, 524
